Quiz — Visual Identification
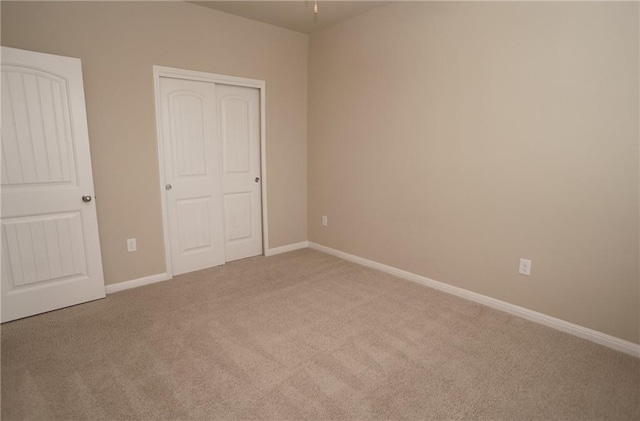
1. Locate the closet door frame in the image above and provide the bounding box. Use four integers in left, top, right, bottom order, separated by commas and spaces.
152, 65, 268, 278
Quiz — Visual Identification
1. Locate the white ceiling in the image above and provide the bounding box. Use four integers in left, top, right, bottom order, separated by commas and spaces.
191, 1, 390, 34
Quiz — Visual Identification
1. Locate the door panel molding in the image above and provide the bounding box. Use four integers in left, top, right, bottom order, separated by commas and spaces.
153, 66, 268, 278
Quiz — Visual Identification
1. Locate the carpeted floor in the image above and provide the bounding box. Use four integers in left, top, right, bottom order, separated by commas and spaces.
1, 248, 639, 420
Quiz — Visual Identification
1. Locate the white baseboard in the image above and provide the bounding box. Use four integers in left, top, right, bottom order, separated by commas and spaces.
105, 241, 311, 294
105, 273, 171, 294
308, 242, 640, 357
265, 241, 309, 257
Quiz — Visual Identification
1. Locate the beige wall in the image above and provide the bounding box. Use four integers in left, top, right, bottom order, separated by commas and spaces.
308, 2, 640, 343
1, 1, 309, 285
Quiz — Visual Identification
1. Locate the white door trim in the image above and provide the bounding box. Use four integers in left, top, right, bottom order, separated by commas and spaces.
152, 66, 268, 278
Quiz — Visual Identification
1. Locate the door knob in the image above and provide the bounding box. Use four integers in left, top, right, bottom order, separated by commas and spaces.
165, 184, 172, 190
255, 177, 260, 183
82, 195, 92, 203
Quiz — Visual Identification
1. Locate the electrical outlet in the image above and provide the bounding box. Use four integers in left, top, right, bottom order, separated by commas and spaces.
127, 238, 137, 252
321, 215, 328, 227
519, 258, 531, 276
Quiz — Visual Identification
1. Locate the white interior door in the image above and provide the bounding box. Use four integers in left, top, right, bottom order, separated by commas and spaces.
217, 85, 263, 262
1, 47, 105, 322
159, 77, 225, 275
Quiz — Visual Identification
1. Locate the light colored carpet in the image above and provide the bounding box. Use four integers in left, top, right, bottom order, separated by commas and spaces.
1, 248, 639, 420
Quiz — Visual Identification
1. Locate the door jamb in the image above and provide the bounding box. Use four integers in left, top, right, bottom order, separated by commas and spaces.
152, 65, 268, 279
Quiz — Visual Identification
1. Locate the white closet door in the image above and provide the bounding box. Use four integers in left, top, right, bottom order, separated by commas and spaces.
1, 47, 105, 322
159, 77, 225, 275
217, 85, 262, 262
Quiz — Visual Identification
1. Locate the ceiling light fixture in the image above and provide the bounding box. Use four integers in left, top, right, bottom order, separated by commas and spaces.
314, 0, 318, 15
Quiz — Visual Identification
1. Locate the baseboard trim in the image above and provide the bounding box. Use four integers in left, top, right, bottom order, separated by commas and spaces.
308, 242, 640, 357
104, 241, 311, 294
265, 241, 309, 257
105, 273, 171, 294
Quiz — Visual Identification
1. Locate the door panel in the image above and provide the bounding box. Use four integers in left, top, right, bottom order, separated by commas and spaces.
221, 98, 250, 173
160, 77, 225, 275
217, 85, 262, 262
2, 213, 87, 286
171, 93, 207, 176
1, 47, 105, 322
176, 197, 212, 252
224, 192, 253, 242
2, 69, 74, 186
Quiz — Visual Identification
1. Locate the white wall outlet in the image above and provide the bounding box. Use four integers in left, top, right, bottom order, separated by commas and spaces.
321, 215, 328, 227
127, 238, 137, 252
519, 258, 532, 276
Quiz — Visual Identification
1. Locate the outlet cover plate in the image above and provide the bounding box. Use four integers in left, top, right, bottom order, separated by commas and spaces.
519, 258, 531, 276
